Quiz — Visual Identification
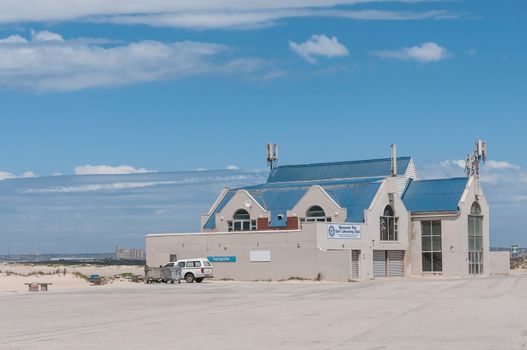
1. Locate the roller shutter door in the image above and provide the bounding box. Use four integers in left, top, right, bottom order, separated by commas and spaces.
351, 250, 359, 279
387, 250, 404, 277
373, 250, 387, 277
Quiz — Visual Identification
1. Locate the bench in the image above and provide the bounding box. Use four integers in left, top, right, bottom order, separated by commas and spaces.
24, 282, 53, 292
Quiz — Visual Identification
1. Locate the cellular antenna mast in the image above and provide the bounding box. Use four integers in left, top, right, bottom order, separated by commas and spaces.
266, 144, 279, 171
465, 139, 487, 178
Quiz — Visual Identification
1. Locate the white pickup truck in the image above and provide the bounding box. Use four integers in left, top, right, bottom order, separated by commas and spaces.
164, 258, 214, 283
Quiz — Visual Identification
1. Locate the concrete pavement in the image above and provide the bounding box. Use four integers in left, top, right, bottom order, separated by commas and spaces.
1, 274, 527, 349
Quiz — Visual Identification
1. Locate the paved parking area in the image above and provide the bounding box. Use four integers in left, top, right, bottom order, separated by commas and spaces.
1, 274, 527, 350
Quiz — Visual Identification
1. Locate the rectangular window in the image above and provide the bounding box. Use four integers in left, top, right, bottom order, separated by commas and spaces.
380, 217, 398, 241
421, 220, 442, 272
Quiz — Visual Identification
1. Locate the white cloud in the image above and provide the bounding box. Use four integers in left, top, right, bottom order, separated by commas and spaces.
0, 30, 267, 92
486, 160, 520, 170
0, 170, 37, 180
106, 9, 454, 30
24, 181, 175, 193
31, 29, 64, 42
419, 159, 527, 206
0, 35, 28, 44
0, 1, 456, 30
289, 34, 349, 64
374, 42, 448, 62
226, 165, 239, 170
74, 165, 155, 175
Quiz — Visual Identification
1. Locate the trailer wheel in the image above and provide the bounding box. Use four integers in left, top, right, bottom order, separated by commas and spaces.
185, 273, 195, 283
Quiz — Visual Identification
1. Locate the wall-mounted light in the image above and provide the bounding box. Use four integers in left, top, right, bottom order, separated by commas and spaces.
224, 245, 228, 251
220, 216, 224, 221
297, 243, 301, 249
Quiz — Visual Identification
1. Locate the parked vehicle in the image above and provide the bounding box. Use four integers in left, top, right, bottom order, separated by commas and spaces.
164, 258, 214, 283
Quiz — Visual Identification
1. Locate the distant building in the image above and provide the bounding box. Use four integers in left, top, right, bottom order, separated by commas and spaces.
116, 246, 145, 260
146, 146, 509, 281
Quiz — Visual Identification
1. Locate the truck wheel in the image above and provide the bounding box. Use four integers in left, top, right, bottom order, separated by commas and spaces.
196, 278, 203, 283
185, 273, 195, 283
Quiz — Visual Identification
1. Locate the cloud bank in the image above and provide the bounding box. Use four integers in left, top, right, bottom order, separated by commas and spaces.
0, 171, 37, 181
374, 42, 448, 62
74, 165, 155, 175
290, 35, 349, 64
0, 30, 265, 92
0, 1, 457, 30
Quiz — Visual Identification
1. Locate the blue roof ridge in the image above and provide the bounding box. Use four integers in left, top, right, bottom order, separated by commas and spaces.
260, 175, 387, 186
412, 177, 468, 182
273, 156, 412, 170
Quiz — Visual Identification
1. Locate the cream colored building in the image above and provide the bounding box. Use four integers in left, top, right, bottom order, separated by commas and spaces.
146, 155, 506, 281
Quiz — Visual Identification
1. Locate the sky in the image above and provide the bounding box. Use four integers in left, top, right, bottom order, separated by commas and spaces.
0, 0, 525, 253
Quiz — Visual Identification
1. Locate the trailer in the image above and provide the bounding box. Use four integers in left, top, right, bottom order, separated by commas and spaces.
145, 266, 181, 284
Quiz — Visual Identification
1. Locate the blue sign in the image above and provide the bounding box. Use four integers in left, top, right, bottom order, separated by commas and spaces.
208, 256, 237, 263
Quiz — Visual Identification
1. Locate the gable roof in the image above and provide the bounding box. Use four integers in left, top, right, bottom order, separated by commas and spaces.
203, 177, 384, 230
402, 177, 468, 213
267, 157, 412, 183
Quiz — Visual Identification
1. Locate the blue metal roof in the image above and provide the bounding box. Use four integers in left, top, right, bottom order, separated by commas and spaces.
203, 177, 384, 230
244, 177, 383, 226
402, 177, 468, 213
267, 157, 411, 183
203, 190, 235, 230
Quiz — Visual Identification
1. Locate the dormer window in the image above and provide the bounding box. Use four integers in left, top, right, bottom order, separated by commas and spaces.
380, 205, 398, 241
228, 209, 256, 232
301, 205, 332, 224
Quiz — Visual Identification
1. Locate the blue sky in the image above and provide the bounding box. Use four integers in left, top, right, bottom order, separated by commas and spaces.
0, 0, 525, 252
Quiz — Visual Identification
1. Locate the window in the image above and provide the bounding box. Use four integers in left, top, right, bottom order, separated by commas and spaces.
380, 205, 398, 241
194, 261, 201, 267
169, 254, 178, 262
186, 261, 194, 268
302, 205, 331, 223
468, 202, 484, 274
177, 262, 185, 268
228, 209, 257, 232
421, 221, 442, 272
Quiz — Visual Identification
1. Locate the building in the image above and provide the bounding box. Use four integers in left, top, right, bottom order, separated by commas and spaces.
115, 246, 145, 260
146, 148, 508, 281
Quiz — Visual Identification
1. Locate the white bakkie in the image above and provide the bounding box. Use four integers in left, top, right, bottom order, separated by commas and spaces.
164, 258, 214, 283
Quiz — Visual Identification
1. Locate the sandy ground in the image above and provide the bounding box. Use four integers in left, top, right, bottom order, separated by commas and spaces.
1, 272, 527, 350
0, 263, 145, 293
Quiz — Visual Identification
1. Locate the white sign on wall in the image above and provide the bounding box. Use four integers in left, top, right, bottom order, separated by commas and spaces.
250, 250, 271, 262
327, 224, 361, 240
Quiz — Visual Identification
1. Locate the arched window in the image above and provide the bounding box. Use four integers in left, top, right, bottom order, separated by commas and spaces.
302, 205, 331, 223
468, 202, 483, 274
380, 205, 398, 241
228, 209, 256, 232
470, 202, 482, 215
233, 209, 250, 221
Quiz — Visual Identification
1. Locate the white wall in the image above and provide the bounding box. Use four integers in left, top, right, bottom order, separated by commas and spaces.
146, 224, 360, 282
408, 177, 491, 278
489, 251, 510, 275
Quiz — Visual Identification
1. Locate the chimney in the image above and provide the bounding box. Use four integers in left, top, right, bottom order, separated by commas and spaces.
390, 144, 397, 177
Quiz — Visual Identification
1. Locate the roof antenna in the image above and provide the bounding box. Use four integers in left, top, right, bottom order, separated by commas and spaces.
266, 144, 278, 171
390, 144, 397, 177
465, 138, 487, 178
